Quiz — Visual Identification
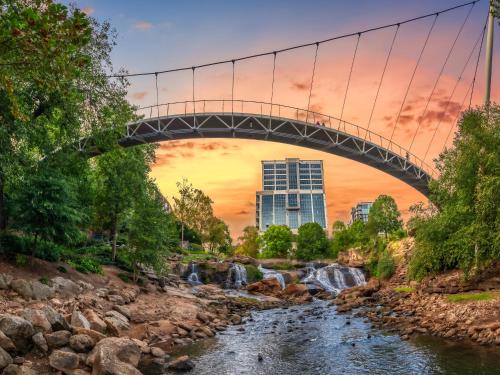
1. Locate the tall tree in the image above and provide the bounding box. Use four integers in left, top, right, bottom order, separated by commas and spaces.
367, 195, 402, 239
235, 226, 260, 258
295, 222, 329, 261
260, 225, 292, 259
93, 145, 156, 261
204, 217, 231, 254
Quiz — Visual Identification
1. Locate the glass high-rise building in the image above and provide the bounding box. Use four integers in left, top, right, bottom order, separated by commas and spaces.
350, 202, 373, 223
256, 158, 328, 232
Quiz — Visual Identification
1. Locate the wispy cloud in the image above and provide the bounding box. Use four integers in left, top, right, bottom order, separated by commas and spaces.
133, 21, 153, 30
131, 91, 148, 100
82, 7, 95, 15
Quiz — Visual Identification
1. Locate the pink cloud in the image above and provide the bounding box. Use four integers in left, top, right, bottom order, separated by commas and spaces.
82, 7, 95, 15
133, 21, 153, 30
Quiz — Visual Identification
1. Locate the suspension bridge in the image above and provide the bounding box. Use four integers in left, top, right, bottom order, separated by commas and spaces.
82, 0, 496, 197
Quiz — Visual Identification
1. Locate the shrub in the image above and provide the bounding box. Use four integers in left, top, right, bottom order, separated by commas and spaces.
57, 266, 68, 273
33, 241, 64, 262
376, 251, 395, 280
295, 222, 329, 261
188, 243, 204, 253
15, 254, 29, 267
70, 256, 103, 274
245, 264, 263, 283
39, 276, 49, 285
118, 273, 131, 283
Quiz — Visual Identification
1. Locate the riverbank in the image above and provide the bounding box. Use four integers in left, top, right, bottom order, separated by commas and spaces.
0, 257, 292, 374
335, 258, 500, 346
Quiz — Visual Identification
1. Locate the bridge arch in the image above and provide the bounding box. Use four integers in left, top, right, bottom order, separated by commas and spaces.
83, 100, 434, 196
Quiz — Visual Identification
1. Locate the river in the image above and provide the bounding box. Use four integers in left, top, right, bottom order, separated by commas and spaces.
148, 298, 500, 375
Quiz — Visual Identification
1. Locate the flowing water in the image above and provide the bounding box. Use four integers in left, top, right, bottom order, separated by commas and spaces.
258, 265, 286, 289
226, 263, 247, 289
187, 263, 202, 285
301, 263, 366, 294
153, 300, 500, 375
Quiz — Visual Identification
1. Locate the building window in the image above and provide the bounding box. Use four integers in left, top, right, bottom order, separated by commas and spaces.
262, 195, 273, 229
274, 194, 286, 225
312, 194, 326, 228
300, 194, 313, 223
287, 193, 298, 208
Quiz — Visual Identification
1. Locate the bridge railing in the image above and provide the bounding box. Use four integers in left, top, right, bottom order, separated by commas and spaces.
134, 99, 437, 179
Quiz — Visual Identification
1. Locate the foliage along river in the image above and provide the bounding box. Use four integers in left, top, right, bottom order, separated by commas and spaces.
144, 264, 500, 375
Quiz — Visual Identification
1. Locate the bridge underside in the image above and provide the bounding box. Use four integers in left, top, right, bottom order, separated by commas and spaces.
117, 112, 431, 196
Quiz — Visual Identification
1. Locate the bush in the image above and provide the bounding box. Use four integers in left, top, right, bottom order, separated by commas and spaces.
15, 254, 29, 267
245, 264, 263, 283
376, 251, 395, 280
118, 273, 131, 283
39, 276, 49, 285
33, 241, 64, 262
295, 222, 329, 261
69, 256, 103, 274
57, 266, 67, 273
188, 243, 204, 253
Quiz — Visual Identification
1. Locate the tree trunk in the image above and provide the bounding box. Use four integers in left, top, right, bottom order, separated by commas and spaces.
31, 233, 38, 266
181, 222, 185, 244
111, 220, 117, 262
0, 173, 6, 231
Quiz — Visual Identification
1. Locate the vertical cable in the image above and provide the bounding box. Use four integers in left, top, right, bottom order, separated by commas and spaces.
192, 67, 196, 127
408, 4, 474, 152
269, 52, 277, 124
366, 25, 399, 137
390, 13, 439, 142
231, 60, 235, 126
340, 34, 361, 123
154, 72, 159, 118
306, 43, 320, 123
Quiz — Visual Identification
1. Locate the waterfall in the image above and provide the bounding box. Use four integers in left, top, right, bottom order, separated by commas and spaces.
258, 265, 286, 289
226, 263, 247, 289
301, 264, 366, 294
187, 263, 202, 285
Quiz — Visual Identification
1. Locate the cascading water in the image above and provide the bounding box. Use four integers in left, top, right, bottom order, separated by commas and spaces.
258, 265, 286, 289
187, 263, 202, 285
301, 263, 366, 294
226, 263, 247, 289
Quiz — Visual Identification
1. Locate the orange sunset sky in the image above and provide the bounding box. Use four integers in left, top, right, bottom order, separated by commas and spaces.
74, 0, 499, 238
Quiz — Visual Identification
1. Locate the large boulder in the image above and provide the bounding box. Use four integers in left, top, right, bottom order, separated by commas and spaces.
0, 274, 13, 290
21, 309, 51, 333
0, 347, 12, 370
51, 277, 82, 297
69, 334, 95, 353
278, 284, 312, 303
45, 330, 71, 349
49, 350, 79, 374
31, 332, 48, 353
0, 330, 16, 352
0, 315, 34, 351
83, 310, 107, 333
247, 278, 282, 296
71, 310, 91, 330
42, 306, 71, 331
30, 281, 54, 300
88, 337, 141, 375
10, 280, 32, 300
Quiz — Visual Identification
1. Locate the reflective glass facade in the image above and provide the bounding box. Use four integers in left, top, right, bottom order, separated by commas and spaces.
350, 202, 373, 223
256, 158, 328, 232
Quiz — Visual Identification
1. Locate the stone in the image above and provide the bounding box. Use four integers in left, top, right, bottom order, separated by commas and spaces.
71, 310, 91, 330
21, 309, 51, 333
107, 294, 125, 305
31, 332, 48, 353
69, 334, 95, 353
0, 274, 13, 290
51, 277, 82, 297
113, 305, 131, 320
72, 328, 106, 344
88, 337, 141, 375
105, 310, 128, 323
247, 279, 282, 296
104, 317, 129, 336
30, 281, 54, 300
0, 347, 12, 370
0, 315, 34, 351
196, 312, 210, 324
45, 330, 71, 349
167, 355, 195, 371
150, 347, 165, 358
0, 330, 16, 352
83, 310, 107, 333
9, 280, 32, 300
49, 350, 79, 374
42, 306, 71, 331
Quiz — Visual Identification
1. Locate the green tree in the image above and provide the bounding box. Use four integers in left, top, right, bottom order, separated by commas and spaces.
295, 222, 329, 260
205, 217, 232, 254
11, 167, 81, 257
409, 106, 500, 279
126, 181, 178, 281
93, 145, 156, 261
235, 226, 260, 258
367, 195, 402, 239
260, 225, 292, 259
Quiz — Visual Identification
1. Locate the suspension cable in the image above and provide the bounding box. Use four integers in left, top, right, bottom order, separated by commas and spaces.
306, 43, 320, 123
365, 24, 399, 136
408, 2, 475, 152
390, 13, 439, 142
269, 52, 277, 120
340, 34, 360, 122
108, 1, 479, 78
154, 72, 159, 119
421, 26, 484, 164
231, 60, 235, 120
469, 21, 487, 108
192, 67, 196, 126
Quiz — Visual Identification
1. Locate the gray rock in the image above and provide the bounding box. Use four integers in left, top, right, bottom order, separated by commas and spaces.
0, 274, 13, 290
105, 310, 128, 323
0, 315, 34, 351
113, 305, 131, 320
21, 309, 51, 333
167, 355, 195, 371
107, 294, 125, 305
0, 346, 12, 369
87, 337, 141, 375
0, 330, 16, 352
51, 277, 82, 297
83, 309, 107, 333
45, 330, 71, 349
49, 350, 79, 374
150, 347, 165, 358
30, 281, 54, 300
69, 334, 95, 353
42, 306, 70, 331
31, 332, 48, 353
104, 317, 129, 336
70, 310, 90, 330
9, 280, 32, 300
